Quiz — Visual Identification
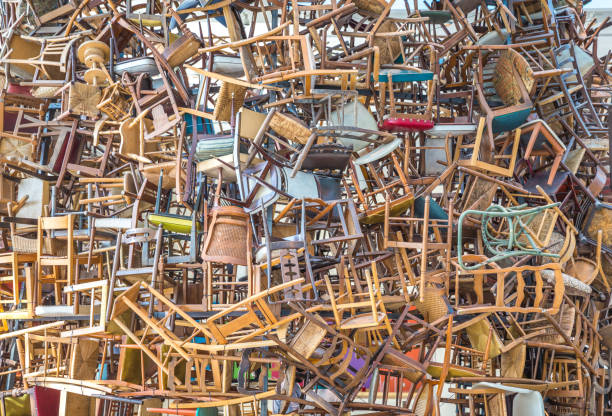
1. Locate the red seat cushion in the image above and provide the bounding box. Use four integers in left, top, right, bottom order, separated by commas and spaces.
379, 117, 435, 132
7, 84, 32, 95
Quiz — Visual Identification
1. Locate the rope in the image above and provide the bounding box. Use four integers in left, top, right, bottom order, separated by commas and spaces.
457, 202, 561, 270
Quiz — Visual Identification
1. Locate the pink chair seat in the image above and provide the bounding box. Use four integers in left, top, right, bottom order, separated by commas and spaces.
379, 117, 435, 132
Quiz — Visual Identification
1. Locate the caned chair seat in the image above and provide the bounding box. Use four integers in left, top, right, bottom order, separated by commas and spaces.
340, 312, 386, 329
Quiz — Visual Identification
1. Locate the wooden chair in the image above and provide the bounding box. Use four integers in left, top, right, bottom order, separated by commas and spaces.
110, 281, 214, 391
475, 48, 534, 150
148, 176, 204, 264
517, 118, 566, 185
37, 214, 103, 306
0, 247, 35, 314
376, 67, 437, 133
0, 90, 45, 163
540, 352, 588, 414
452, 256, 565, 315
325, 261, 392, 332
205, 278, 304, 345
384, 195, 452, 302
23, 325, 75, 380
411, 0, 479, 55
110, 226, 163, 315
346, 139, 414, 224
0, 31, 90, 84
50, 280, 109, 337
512, 0, 557, 46
271, 303, 373, 416
183, 65, 268, 124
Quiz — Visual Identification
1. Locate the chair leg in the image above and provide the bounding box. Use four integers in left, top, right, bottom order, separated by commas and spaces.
11, 255, 19, 306
54, 267, 62, 306
484, 115, 495, 160
548, 154, 563, 185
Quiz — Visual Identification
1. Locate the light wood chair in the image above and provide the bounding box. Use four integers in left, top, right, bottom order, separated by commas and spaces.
325, 261, 391, 331
37, 214, 103, 306
205, 278, 304, 345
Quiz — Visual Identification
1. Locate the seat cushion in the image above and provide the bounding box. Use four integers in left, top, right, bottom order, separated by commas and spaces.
419, 10, 452, 24
379, 117, 435, 132
492, 108, 532, 134
375, 69, 434, 83
149, 214, 200, 234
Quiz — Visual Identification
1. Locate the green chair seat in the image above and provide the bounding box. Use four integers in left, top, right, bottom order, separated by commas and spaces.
419, 10, 453, 24
149, 214, 201, 234
4, 395, 30, 416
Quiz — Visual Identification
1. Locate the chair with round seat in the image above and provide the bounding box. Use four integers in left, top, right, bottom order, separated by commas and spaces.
77, 40, 112, 87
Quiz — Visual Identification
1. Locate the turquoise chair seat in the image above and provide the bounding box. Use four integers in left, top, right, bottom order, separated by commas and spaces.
374, 69, 434, 83
492, 107, 532, 134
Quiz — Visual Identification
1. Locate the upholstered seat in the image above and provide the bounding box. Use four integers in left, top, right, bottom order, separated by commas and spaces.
379, 117, 435, 132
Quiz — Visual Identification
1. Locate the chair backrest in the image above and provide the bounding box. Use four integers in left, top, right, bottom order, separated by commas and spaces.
123, 227, 161, 244
39, 215, 71, 231
93, 217, 133, 230
493, 52, 532, 107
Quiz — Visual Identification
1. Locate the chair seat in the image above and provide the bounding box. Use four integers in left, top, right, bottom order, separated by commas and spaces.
427, 362, 483, 379
523, 170, 570, 194
425, 123, 477, 138
354, 138, 402, 165
540, 269, 592, 295
197, 153, 262, 182
35, 304, 100, 317
255, 236, 303, 264
555, 44, 594, 83
195, 135, 234, 162
518, 119, 566, 151
299, 143, 352, 171
418, 10, 452, 24
375, 69, 434, 83
340, 312, 385, 329
476, 29, 509, 46
149, 214, 201, 234
379, 117, 434, 132
492, 107, 532, 134
116, 267, 155, 277
0, 252, 36, 263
